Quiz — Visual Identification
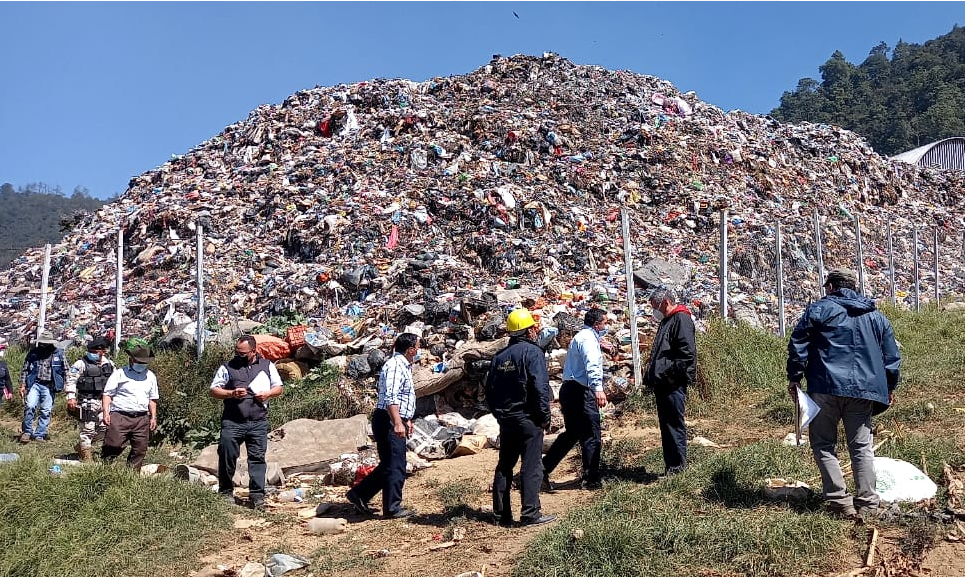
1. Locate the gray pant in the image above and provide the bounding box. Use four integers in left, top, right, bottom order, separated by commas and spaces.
809, 393, 879, 511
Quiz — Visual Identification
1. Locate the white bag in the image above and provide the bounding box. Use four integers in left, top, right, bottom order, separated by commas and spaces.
874, 457, 937, 503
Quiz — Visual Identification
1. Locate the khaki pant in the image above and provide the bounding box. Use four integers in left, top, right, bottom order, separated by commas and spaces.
75, 396, 106, 449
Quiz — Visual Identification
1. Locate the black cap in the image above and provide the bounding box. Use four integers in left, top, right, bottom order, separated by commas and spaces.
87, 336, 109, 351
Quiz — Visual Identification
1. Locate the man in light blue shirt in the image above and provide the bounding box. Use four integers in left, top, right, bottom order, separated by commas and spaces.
346, 333, 420, 520
542, 309, 609, 489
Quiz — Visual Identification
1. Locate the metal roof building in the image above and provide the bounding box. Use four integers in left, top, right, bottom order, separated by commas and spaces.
892, 137, 965, 171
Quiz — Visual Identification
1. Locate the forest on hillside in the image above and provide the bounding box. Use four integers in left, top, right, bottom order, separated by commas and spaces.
0, 182, 106, 269
772, 24, 965, 156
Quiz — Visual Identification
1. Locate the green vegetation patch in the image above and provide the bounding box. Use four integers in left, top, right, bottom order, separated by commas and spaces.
0, 456, 231, 577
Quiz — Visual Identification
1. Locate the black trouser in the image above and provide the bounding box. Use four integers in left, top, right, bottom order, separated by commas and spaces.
217, 418, 269, 501
655, 387, 687, 471
493, 416, 544, 523
542, 380, 601, 484
351, 409, 407, 515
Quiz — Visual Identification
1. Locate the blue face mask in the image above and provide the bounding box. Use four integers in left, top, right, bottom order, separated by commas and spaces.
86, 352, 102, 362
131, 363, 148, 373
412, 351, 422, 363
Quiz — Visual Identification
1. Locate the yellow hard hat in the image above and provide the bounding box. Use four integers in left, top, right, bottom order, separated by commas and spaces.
506, 308, 536, 333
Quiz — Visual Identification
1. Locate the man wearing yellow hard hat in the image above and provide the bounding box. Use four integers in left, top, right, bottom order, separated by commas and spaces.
485, 308, 556, 527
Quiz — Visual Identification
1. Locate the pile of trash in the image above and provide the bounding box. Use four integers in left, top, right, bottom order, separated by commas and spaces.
2, 52, 965, 406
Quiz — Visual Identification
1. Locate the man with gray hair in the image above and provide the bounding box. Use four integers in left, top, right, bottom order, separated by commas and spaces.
787, 268, 900, 520
644, 288, 696, 476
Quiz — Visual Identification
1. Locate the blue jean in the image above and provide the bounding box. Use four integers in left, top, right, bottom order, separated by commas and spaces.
23, 382, 54, 438
217, 419, 268, 502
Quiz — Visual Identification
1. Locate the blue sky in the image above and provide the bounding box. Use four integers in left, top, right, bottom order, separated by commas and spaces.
0, 2, 960, 200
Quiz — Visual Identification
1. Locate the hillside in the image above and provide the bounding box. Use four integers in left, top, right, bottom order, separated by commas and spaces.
1, 53, 964, 345
772, 25, 965, 156
0, 183, 105, 270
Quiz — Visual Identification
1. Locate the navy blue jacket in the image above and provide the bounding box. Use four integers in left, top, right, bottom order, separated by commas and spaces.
22, 347, 67, 392
787, 288, 901, 415
485, 336, 551, 427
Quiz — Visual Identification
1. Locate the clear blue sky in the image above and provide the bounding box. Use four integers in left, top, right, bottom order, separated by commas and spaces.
0, 2, 959, 200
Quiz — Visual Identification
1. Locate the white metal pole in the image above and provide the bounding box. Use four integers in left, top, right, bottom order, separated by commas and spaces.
196, 225, 205, 359
115, 227, 123, 353
934, 228, 940, 308
814, 209, 825, 294
621, 209, 642, 390
37, 244, 51, 339
887, 221, 896, 308
719, 209, 728, 320
855, 216, 866, 294
776, 223, 786, 338
913, 227, 920, 312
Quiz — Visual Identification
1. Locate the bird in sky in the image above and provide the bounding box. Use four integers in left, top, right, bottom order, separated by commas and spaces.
513, 11, 520, 19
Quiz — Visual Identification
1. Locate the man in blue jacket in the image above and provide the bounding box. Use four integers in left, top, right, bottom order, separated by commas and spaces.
486, 308, 555, 527
18, 331, 67, 443
787, 268, 901, 519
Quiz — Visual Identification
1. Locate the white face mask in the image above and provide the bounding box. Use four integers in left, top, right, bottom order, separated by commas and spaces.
652, 307, 665, 322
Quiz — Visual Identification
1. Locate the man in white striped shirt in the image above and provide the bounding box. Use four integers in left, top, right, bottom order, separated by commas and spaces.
346, 333, 420, 519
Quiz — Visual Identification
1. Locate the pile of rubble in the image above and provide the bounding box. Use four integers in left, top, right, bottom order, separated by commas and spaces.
2, 53, 965, 406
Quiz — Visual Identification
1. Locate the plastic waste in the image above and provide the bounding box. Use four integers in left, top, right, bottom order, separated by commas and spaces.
307, 517, 348, 535
266, 553, 312, 577
0, 453, 19, 464
277, 488, 304, 503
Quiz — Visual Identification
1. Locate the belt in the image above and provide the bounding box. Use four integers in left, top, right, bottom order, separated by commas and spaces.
114, 410, 148, 418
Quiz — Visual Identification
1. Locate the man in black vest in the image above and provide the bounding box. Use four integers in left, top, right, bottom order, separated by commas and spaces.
65, 336, 115, 461
210, 335, 284, 510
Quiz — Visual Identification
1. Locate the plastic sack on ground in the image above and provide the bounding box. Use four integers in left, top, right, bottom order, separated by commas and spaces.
874, 457, 937, 503
253, 334, 292, 361
266, 553, 311, 577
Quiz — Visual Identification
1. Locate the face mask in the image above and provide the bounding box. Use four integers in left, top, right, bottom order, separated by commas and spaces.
131, 363, 148, 373
86, 352, 102, 362
234, 353, 249, 362
652, 308, 665, 322
597, 328, 608, 337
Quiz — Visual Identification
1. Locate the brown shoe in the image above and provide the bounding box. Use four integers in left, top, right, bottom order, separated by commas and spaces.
18, 432, 31, 444
76, 444, 93, 462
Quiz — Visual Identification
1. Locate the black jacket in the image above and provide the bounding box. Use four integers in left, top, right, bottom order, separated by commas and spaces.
0, 361, 11, 396
644, 305, 697, 392
485, 336, 551, 426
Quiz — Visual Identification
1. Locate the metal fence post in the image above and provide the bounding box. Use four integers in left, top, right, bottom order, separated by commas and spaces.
934, 228, 940, 308
855, 216, 866, 295
776, 222, 785, 337
719, 208, 728, 320
913, 227, 921, 312
37, 244, 51, 339
887, 221, 896, 308
196, 225, 205, 359
621, 209, 642, 389
115, 227, 123, 353
814, 209, 825, 292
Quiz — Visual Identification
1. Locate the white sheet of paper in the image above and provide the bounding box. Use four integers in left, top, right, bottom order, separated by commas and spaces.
797, 388, 821, 430
248, 372, 271, 394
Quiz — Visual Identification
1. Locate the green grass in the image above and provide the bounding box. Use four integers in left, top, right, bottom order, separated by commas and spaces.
517, 441, 845, 577
0, 455, 231, 577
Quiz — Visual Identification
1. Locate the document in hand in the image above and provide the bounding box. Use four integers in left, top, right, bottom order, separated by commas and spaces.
248, 371, 272, 394
796, 387, 821, 430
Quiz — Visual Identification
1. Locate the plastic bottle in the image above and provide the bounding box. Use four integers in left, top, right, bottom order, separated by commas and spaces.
277, 488, 304, 503
0, 453, 19, 463
307, 517, 348, 535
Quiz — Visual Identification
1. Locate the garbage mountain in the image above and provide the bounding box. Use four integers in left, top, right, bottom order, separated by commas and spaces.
2, 53, 964, 360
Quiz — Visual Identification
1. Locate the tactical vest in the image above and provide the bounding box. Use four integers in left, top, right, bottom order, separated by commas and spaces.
77, 358, 114, 395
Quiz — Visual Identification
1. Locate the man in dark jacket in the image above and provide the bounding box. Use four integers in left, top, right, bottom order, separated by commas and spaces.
485, 308, 555, 527
0, 337, 12, 407
644, 288, 697, 476
787, 268, 901, 519
18, 331, 67, 443
210, 335, 284, 510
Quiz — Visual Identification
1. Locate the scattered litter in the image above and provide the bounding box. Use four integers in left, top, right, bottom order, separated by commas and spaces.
763, 478, 811, 501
